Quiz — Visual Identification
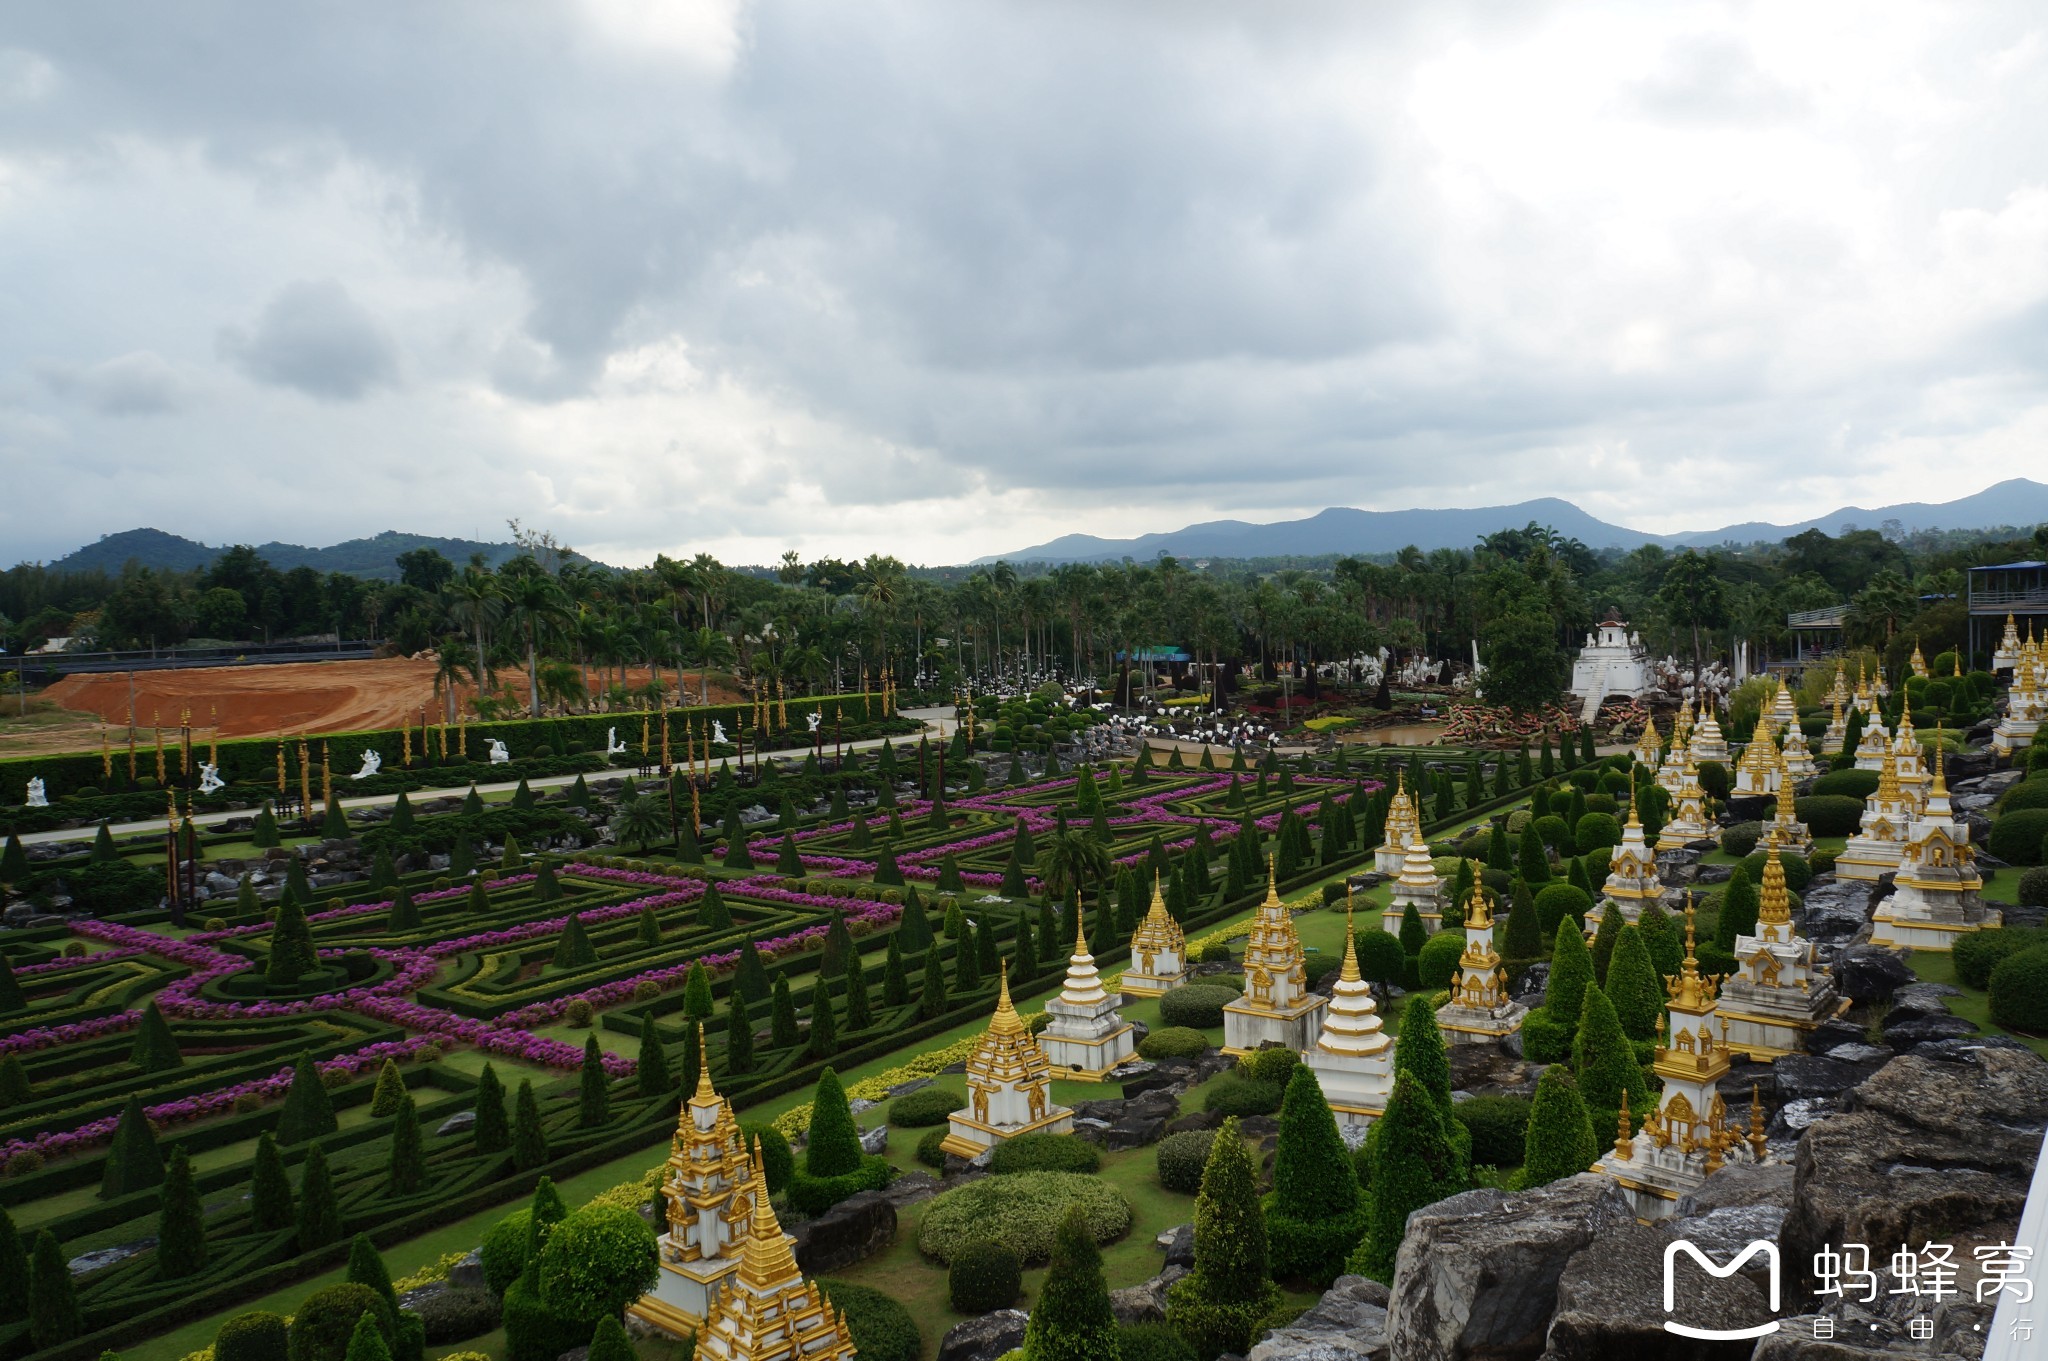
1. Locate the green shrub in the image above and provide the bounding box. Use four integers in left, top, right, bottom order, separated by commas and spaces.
1353, 928, 1407, 982
739, 1124, 793, 1195
1574, 812, 1621, 854
1998, 778, 2048, 812
1454, 1094, 1532, 1168
1239, 1046, 1301, 1086
1988, 946, 2048, 1031
1156, 1130, 1217, 1194
786, 1156, 893, 1216
1951, 927, 2042, 990
1118, 1321, 1198, 1361
1812, 768, 1881, 799
988, 1133, 1101, 1176
1739, 849, 1813, 893
1159, 984, 1237, 1029
948, 1239, 1024, 1313
887, 1086, 963, 1128
287, 1285, 395, 1361
501, 1273, 584, 1361
916, 1171, 1133, 1265
1989, 809, 2048, 866
916, 1129, 949, 1169
1199, 943, 1234, 963
1416, 931, 1468, 989
1533, 814, 1571, 849
2019, 868, 2048, 909
479, 1210, 531, 1296
816, 1281, 921, 1361
1138, 1026, 1209, 1060
412, 1288, 501, 1346
1533, 883, 1592, 934
1519, 1008, 1573, 1065
1719, 822, 1762, 859
1796, 796, 1864, 838
1203, 1076, 1284, 1117
216, 1312, 291, 1361
534, 1204, 659, 1324
1809, 848, 1837, 874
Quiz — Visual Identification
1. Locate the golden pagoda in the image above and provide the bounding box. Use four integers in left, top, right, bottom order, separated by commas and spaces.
1993, 632, 2045, 757
1818, 687, 1848, 756
1039, 909, 1137, 1080
1718, 831, 1842, 1058
1383, 830, 1443, 934
1374, 772, 1421, 875
1732, 717, 1779, 797
692, 1142, 857, 1361
1223, 859, 1329, 1057
1670, 700, 1694, 752
1909, 640, 1929, 679
1594, 900, 1763, 1219
1837, 745, 1912, 881
1433, 887, 1526, 1045
1688, 701, 1729, 764
1768, 753, 1813, 855
1993, 612, 2024, 673
1599, 799, 1663, 922
1874, 760, 2003, 951
632, 1029, 766, 1337
1302, 905, 1393, 1132
1654, 755, 1712, 851
1630, 723, 1662, 774
1888, 697, 1931, 813
1851, 689, 1892, 771
1779, 714, 1818, 779
1120, 874, 1188, 998
940, 964, 1073, 1159
1767, 674, 1799, 732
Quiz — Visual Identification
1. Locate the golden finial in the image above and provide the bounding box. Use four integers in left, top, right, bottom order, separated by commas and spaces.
989, 960, 1023, 1035
1929, 753, 1948, 800
692, 1022, 717, 1104
1264, 854, 1279, 903
1341, 907, 1361, 984
1747, 1084, 1768, 1160
1876, 745, 1902, 803
736, 1136, 799, 1286
1757, 828, 1790, 928
1465, 885, 1494, 930
1614, 1106, 1634, 1160
1075, 903, 1088, 956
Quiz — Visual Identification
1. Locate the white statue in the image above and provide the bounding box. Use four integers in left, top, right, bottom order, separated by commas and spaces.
806, 710, 823, 734
350, 750, 383, 780
198, 763, 226, 794
711, 720, 729, 746
488, 738, 511, 764
605, 726, 628, 758
25, 776, 48, 808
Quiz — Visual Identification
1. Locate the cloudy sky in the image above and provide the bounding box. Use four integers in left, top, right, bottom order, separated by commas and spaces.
5, 1, 2048, 569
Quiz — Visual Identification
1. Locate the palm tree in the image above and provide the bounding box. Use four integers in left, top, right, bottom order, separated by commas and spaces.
442, 573, 503, 691
683, 627, 737, 705
1035, 829, 1112, 905
501, 569, 570, 718
610, 793, 668, 854
432, 637, 480, 723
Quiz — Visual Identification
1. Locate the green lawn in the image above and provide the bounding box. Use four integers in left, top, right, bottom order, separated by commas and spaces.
1905, 950, 2048, 1059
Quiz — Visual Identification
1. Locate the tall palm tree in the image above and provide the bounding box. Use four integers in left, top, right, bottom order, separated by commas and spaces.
1035, 829, 1112, 904
432, 637, 480, 722
683, 627, 737, 705
501, 570, 570, 718
442, 573, 503, 691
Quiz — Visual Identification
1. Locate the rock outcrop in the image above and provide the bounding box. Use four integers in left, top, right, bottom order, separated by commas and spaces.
789, 1190, 896, 1274
1248, 1274, 1389, 1361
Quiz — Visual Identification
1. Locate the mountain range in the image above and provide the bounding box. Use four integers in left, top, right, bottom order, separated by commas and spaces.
980, 478, 2048, 563
37, 528, 540, 581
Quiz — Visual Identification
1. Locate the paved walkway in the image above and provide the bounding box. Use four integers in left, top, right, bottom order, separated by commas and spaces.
17, 707, 955, 846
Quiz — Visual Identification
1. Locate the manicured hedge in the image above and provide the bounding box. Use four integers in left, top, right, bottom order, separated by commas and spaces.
1454, 1093, 1532, 1168
1954, 928, 2048, 991
1158, 984, 1237, 1030
816, 1281, 921, 1361
887, 1086, 964, 1128
1796, 796, 1864, 838
916, 1172, 1133, 1265
1989, 809, 2048, 866
1155, 1130, 1215, 1194
987, 1132, 1101, 1176
947, 1239, 1023, 1314
1136, 1027, 1208, 1060
1988, 946, 2048, 1032
1812, 769, 1881, 800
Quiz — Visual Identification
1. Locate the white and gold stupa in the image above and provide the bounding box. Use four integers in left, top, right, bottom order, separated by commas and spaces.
1654, 755, 1713, 851
1767, 754, 1813, 856
1732, 720, 1779, 798
1432, 887, 1526, 1046
1302, 906, 1393, 1133
1383, 831, 1444, 934
1632, 724, 1663, 774
1119, 875, 1188, 998
692, 1143, 857, 1361
939, 965, 1074, 1159
1909, 641, 1929, 679
1768, 675, 1800, 733
1039, 911, 1136, 1080
1873, 762, 2003, 951
1599, 801, 1663, 922
1993, 613, 2024, 674
1688, 702, 1730, 765
1374, 772, 1421, 875
1889, 699, 1932, 813
1993, 633, 2044, 758
1223, 860, 1329, 1057
1594, 903, 1768, 1221
1819, 679, 1848, 757
1836, 746, 1914, 882
1717, 832, 1843, 1059
632, 1031, 773, 1337
1852, 694, 1892, 772
1780, 718, 1818, 780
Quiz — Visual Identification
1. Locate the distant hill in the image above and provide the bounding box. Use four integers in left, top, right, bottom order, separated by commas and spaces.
983, 479, 2048, 563
40, 529, 547, 580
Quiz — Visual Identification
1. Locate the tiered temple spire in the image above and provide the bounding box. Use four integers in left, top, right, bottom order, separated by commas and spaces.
1432, 887, 1527, 1045
1223, 859, 1329, 1057
940, 964, 1074, 1158
1120, 874, 1188, 998
1875, 758, 2003, 951
1600, 798, 1663, 922
1040, 909, 1137, 1080
692, 1143, 857, 1361
1374, 772, 1421, 875
1303, 906, 1394, 1133
1718, 832, 1843, 1058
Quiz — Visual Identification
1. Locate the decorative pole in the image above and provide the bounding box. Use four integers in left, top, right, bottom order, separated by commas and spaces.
164, 793, 180, 921
101, 727, 112, 785
276, 743, 286, 804
154, 728, 166, 786
660, 713, 671, 775
298, 739, 312, 820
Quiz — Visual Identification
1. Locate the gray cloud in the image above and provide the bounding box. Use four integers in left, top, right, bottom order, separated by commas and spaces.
217, 281, 399, 401
38, 350, 186, 415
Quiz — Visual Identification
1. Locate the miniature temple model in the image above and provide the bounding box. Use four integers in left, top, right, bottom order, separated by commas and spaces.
1768, 675, 1799, 732
1303, 907, 1394, 1133
1631, 724, 1662, 773
1593, 902, 1768, 1220
1223, 861, 1330, 1057
1120, 875, 1189, 998
632, 1029, 766, 1336
1599, 802, 1663, 922
1375, 772, 1421, 875
1717, 833, 1843, 1058
1819, 689, 1848, 756
1569, 608, 1652, 722
1993, 634, 2044, 758
1993, 613, 2024, 674
1688, 702, 1729, 764
1732, 721, 1779, 797
1654, 756, 1713, 851
1889, 700, 1932, 812
1767, 755, 1813, 855
1432, 887, 1527, 1045
1384, 831, 1443, 933
939, 965, 1074, 1158
1779, 718, 1818, 779
1038, 910, 1137, 1079
1836, 747, 1914, 882
1909, 641, 1929, 679
1873, 762, 2003, 951
690, 1143, 857, 1361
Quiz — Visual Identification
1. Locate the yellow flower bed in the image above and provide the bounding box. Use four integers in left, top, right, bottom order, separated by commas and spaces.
392, 1250, 472, 1295
1302, 715, 1357, 731
770, 1033, 985, 1139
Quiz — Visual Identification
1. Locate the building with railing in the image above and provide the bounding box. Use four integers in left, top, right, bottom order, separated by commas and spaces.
1785, 605, 1847, 660
1968, 562, 2048, 670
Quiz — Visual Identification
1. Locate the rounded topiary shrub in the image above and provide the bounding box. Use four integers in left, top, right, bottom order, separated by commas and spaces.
534, 1204, 660, 1324
1720, 822, 1763, 859
1574, 812, 1621, 854
2019, 868, 2048, 909
1454, 1094, 1532, 1168
1988, 946, 2048, 1032
888, 1086, 964, 1128
1989, 809, 2048, 866
947, 1239, 1024, 1314
1696, 761, 1730, 800
1519, 1008, 1573, 1065
216, 1312, 290, 1361
1138, 1026, 1209, 1060
1158, 984, 1237, 1030
1812, 768, 1881, 800
414, 1287, 502, 1345
817, 1281, 921, 1361
988, 1132, 1101, 1176
1199, 943, 1234, 963
1956, 928, 2048, 991
288, 1284, 395, 1361
1533, 814, 1571, 849
1796, 796, 1864, 838
916, 1171, 1133, 1265
1533, 883, 1592, 934
1202, 1076, 1283, 1117
480, 1208, 533, 1295
1118, 1321, 1199, 1361
1998, 778, 2048, 813
916, 1128, 949, 1169
1417, 930, 1468, 990
1740, 848, 1813, 894
1239, 1045, 1300, 1086
1155, 1129, 1217, 1194
1809, 848, 1837, 874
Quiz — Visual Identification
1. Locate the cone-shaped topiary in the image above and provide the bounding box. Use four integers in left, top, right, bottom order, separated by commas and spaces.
954, 931, 981, 992
899, 889, 933, 951
881, 936, 909, 1006
586, 1315, 635, 1361
346, 1233, 397, 1307
874, 844, 904, 886
342, 1306, 391, 1361
682, 961, 715, 1020
1166, 1116, 1278, 1360
386, 1092, 425, 1195
388, 887, 420, 932
296, 1143, 342, 1251
770, 973, 800, 1046
535, 859, 564, 901
1349, 1073, 1462, 1283
806, 987, 838, 1060
389, 790, 415, 833
699, 881, 733, 929
472, 1063, 510, 1154
1636, 898, 1683, 977
0, 1054, 31, 1107
1024, 1203, 1121, 1361
323, 793, 352, 839
1265, 1066, 1366, 1287
1545, 916, 1594, 1034
279, 1053, 339, 1144
1518, 823, 1551, 884
1503, 876, 1541, 960
776, 833, 803, 876
804, 1069, 863, 1177
578, 1037, 610, 1128
551, 913, 596, 969
268, 895, 318, 987
252, 804, 282, 849
820, 911, 854, 978
1589, 903, 1622, 984
0, 1205, 27, 1324
130, 999, 184, 1072
1571, 983, 1648, 1122
735, 937, 771, 1002
368, 1059, 406, 1117
1714, 866, 1760, 952
918, 943, 950, 1020
1395, 993, 1452, 1115
637, 904, 662, 948
1521, 1064, 1597, 1189
843, 949, 873, 1031
513, 1079, 548, 1170
1398, 902, 1427, 961
103, 1093, 166, 1198
251, 1132, 295, 1233
0, 833, 25, 888
29, 1230, 82, 1349
1604, 925, 1663, 1040
725, 992, 755, 1075
157, 1145, 207, 1278
636, 1014, 672, 1095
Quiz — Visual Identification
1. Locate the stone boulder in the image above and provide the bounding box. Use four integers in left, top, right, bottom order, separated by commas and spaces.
1878, 1014, 1978, 1052
935, 1309, 1028, 1361
1543, 1220, 1773, 1359
1770, 1054, 1887, 1102
1801, 1018, 1867, 1055
1109, 1268, 1183, 1326
1780, 1047, 2048, 1299
789, 1190, 896, 1274
1248, 1274, 1390, 1361
1799, 881, 1878, 944
1829, 944, 1914, 999
1158, 1222, 1195, 1269
1384, 1174, 1635, 1361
